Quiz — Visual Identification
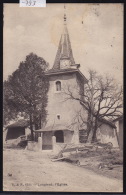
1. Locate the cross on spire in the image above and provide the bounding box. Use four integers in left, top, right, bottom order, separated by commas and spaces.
64, 4, 67, 24
64, 14, 66, 23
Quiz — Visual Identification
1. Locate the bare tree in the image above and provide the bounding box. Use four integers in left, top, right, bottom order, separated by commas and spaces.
64, 69, 123, 142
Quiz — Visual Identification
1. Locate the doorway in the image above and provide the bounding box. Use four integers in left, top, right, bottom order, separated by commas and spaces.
54, 130, 64, 143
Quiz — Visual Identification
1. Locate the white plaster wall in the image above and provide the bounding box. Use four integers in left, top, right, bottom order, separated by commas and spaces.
64, 130, 73, 143
97, 124, 119, 147
25, 128, 31, 136
115, 121, 119, 133
71, 131, 80, 144
45, 73, 87, 131
114, 120, 123, 149
3, 129, 7, 143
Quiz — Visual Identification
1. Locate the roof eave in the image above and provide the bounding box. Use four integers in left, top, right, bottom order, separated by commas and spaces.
77, 69, 88, 83
7, 125, 28, 128
99, 118, 116, 128
33, 129, 74, 132
6, 120, 29, 128
45, 69, 88, 83
113, 115, 123, 122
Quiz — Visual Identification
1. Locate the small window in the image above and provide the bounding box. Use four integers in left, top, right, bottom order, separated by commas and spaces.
57, 115, 60, 119
56, 81, 61, 91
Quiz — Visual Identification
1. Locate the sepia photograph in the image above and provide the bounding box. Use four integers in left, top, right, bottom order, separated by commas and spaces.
3, 3, 123, 192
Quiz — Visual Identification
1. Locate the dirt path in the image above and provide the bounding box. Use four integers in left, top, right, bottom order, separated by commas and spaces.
3, 149, 123, 192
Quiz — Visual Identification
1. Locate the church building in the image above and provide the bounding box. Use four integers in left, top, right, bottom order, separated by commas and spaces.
35, 13, 88, 150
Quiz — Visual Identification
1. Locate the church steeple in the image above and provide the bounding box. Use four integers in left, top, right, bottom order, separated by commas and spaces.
52, 7, 75, 70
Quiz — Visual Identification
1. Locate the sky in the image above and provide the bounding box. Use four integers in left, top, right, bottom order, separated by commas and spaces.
3, 3, 123, 84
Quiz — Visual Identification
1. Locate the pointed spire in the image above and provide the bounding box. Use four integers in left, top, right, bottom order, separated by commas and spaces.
52, 5, 75, 70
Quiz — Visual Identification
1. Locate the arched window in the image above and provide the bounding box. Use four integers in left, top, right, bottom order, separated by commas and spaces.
56, 81, 61, 91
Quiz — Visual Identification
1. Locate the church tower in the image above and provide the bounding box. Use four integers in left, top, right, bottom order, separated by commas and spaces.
42, 11, 88, 149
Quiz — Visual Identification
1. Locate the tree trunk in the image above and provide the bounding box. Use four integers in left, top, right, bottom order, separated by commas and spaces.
87, 113, 91, 134
92, 119, 98, 142
87, 129, 93, 143
40, 114, 41, 129
30, 114, 34, 141
33, 113, 42, 130
87, 112, 94, 143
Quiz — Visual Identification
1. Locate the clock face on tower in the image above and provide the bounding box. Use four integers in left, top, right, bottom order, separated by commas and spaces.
60, 59, 70, 69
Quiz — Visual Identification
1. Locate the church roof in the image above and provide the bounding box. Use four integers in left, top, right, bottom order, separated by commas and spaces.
34, 124, 74, 132
113, 115, 123, 122
98, 118, 116, 128
52, 15, 75, 70
46, 68, 76, 73
45, 68, 88, 83
46, 12, 88, 83
6, 119, 29, 128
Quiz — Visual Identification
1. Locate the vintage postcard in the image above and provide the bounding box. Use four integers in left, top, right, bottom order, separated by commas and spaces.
3, 3, 123, 192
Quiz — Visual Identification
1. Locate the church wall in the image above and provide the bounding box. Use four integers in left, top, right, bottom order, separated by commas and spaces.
64, 130, 73, 143
45, 72, 87, 131
76, 74, 85, 101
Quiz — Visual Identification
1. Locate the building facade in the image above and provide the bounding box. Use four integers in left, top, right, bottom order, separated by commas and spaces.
36, 14, 88, 149
113, 116, 123, 150
34, 14, 120, 150
5, 119, 30, 142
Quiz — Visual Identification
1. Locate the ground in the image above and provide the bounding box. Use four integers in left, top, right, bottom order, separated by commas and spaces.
63, 148, 123, 180
3, 148, 123, 192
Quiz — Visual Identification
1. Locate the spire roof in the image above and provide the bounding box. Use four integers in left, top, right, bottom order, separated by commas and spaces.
52, 14, 75, 70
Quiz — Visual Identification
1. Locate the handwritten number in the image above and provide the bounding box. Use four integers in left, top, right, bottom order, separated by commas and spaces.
32, 1, 36, 5
25, 0, 28, 5
29, 0, 32, 6
34, 1, 36, 5
25, 0, 36, 6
